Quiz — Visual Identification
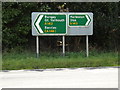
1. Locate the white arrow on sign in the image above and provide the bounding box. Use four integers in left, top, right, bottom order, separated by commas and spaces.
85, 15, 91, 26
35, 15, 44, 33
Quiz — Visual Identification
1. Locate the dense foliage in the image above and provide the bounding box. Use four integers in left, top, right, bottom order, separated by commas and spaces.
2, 2, 120, 52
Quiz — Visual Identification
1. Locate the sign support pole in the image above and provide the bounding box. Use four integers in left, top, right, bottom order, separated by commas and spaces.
62, 35, 65, 56
86, 35, 89, 57
36, 36, 39, 58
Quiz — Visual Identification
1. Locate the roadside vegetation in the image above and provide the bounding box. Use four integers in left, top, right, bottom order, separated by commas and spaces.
2, 50, 118, 70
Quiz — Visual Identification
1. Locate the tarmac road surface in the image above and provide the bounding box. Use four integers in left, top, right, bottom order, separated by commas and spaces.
0, 67, 118, 88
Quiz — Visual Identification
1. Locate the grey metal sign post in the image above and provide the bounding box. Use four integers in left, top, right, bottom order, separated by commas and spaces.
86, 35, 89, 57
62, 36, 65, 56
36, 36, 39, 58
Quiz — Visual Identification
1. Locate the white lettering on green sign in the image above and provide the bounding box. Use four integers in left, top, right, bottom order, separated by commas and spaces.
34, 14, 66, 34
69, 14, 91, 27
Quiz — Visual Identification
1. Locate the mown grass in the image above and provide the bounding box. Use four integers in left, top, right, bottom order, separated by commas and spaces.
2, 50, 118, 70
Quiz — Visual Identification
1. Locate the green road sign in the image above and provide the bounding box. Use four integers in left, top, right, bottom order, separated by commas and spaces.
34, 14, 66, 34
69, 14, 91, 27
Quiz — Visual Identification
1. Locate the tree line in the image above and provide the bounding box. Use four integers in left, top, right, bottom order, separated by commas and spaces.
2, 2, 120, 52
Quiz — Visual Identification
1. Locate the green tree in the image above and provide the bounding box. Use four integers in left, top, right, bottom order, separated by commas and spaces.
2, 2, 119, 52
2, 2, 51, 50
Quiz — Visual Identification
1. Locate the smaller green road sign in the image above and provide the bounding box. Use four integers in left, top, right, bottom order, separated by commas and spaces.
34, 14, 66, 34
69, 14, 91, 27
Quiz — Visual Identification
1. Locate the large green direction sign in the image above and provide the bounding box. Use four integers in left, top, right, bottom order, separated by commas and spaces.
34, 14, 66, 34
32, 12, 93, 36
69, 14, 91, 27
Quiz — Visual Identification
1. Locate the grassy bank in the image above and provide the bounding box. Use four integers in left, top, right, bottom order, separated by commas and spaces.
2, 51, 118, 70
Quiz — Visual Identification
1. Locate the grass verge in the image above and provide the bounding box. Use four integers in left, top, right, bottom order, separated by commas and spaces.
2, 51, 118, 70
